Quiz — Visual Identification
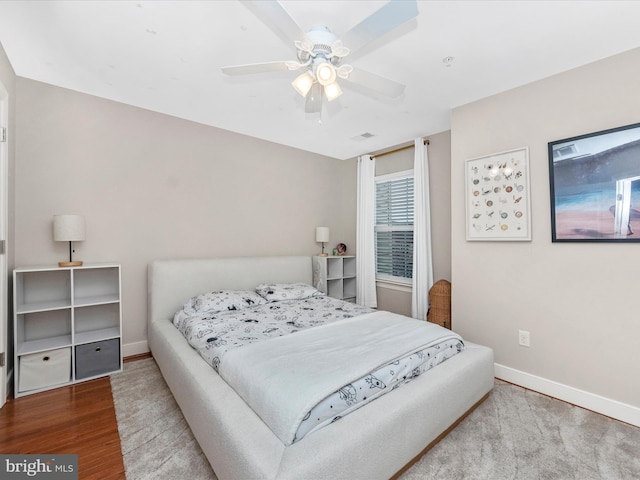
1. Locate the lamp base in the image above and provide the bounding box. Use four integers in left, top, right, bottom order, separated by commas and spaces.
317, 253, 328, 257
59, 261, 83, 267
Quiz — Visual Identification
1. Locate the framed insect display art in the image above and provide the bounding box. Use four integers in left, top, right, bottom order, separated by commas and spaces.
465, 147, 531, 241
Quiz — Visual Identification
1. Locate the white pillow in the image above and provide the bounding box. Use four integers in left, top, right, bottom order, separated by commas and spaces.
182, 290, 267, 315
255, 283, 325, 302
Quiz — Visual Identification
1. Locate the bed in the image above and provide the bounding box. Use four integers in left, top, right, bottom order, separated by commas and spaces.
147, 256, 494, 480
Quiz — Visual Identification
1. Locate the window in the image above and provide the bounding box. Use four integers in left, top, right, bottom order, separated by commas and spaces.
375, 170, 414, 284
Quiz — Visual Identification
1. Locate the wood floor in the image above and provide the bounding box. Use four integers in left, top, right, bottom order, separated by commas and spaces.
0, 363, 137, 480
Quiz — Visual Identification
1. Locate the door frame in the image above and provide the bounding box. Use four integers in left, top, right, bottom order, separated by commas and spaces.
0, 80, 8, 408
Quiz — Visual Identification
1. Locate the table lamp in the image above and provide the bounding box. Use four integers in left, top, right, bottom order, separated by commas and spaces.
315, 227, 330, 257
53, 214, 85, 267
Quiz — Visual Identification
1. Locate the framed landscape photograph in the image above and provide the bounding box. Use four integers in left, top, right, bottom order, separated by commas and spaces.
549, 122, 640, 242
465, 147, 531, 241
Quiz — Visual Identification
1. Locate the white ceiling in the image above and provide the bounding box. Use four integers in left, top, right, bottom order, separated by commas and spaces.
1, 1, 640, 160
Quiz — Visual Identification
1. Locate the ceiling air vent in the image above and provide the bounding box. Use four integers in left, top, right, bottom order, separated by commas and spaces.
351, 132, 375, 142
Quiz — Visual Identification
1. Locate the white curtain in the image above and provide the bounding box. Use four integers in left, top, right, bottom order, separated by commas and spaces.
411, 138, 434, 320
356, 154, 377, 308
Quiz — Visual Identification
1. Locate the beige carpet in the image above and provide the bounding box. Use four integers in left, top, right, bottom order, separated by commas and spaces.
111, 358, 640, 480
111, 358, 215, 480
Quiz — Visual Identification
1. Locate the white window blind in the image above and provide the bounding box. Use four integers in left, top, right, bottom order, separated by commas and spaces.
375, 171, 414, 283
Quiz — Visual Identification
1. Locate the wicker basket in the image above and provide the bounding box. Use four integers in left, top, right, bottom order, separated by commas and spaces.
426, 279, 451, 329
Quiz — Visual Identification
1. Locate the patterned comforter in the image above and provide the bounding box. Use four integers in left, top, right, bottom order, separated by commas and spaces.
173, 290, 464, 444
173, 295, 374, 371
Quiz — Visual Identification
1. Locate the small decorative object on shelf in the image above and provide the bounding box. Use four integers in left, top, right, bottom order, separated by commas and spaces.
336, 243, 347, 255
53, 214, 85, 267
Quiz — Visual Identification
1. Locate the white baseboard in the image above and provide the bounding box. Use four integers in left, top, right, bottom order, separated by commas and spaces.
123, 340, 149, 358
494, 363, 639, 428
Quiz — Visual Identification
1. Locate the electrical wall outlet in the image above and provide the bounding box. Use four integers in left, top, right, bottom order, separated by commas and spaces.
518, 330, 530, 347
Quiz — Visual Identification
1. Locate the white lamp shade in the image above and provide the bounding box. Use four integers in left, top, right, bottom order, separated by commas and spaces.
53, 215, 85, 242
315, 62, 336, 86
292, 71, 314, 97
315, 227, 330, 243
324, 81, 343, 102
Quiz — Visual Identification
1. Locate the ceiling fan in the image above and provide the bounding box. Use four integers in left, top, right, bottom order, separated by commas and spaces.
221, 0, 419, 114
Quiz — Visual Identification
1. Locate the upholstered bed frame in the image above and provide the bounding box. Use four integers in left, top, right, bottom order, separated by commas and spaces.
147, 256, 494, 480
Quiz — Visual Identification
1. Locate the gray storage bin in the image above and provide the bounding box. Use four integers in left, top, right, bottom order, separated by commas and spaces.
75, 338, 120, 380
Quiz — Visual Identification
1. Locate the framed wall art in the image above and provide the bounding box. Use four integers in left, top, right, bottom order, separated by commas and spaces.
465, 147, 531, 241
549, 122, 640, 242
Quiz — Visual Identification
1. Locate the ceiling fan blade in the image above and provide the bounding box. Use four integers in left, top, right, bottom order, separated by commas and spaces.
221, 61, 293, 76
341, 0, 418, 56
344, 67, 406, 98
242, 0, 307, 46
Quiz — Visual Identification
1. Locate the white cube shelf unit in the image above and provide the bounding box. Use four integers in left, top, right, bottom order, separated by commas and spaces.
13, 263, 122, 397
312, 255, 357, 302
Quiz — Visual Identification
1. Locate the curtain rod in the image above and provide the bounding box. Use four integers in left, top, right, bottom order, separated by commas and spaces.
370, 139, 430, 159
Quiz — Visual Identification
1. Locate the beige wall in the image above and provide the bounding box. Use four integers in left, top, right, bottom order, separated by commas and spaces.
375, 130, 452, 316
451, 48, 640, 410
9, 73, 454, 356
15, 78, 357, 354
427, 130, 452, 283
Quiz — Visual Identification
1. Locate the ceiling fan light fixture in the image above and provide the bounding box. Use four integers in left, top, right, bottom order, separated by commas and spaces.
292, 71, 314, 97
330, 40, 350, 58
294, 39, 314, 54
336, 64, 354, 79
315, 61, 336, 86
324, 81, 343, 102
